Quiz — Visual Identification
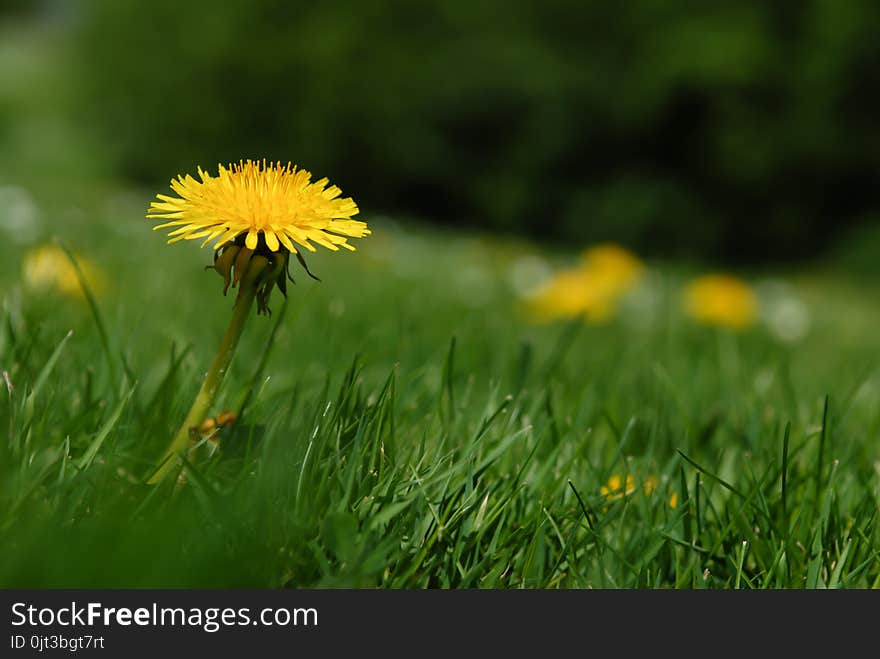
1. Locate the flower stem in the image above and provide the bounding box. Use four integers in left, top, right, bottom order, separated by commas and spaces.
148, 260, 264, 484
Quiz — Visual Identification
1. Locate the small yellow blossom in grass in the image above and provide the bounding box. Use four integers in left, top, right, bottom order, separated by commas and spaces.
600, 473, 665, 502
600, 474, 639, 501
525, 243, 644, 323
683, 273, 757, 330
22, 244, 106, 300
145, 159, 368, 483
669, 492, 679, 509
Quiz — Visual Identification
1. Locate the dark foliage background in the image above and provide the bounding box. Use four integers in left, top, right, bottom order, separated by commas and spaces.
19, 0, 880, 263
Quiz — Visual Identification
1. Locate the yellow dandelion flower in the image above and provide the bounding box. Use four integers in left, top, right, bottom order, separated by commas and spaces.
147, 159, 370, 315
145, 160, 368, 483
528, 269, 614, 321
147, 159, 369, 254
600, 474, 638, 500
600, 473, 663, 502
22, 244, 106, 300
579, 244, 643, 285
669, 492, 679, 509
683, 273, 757, 330
526, 243, 643, 323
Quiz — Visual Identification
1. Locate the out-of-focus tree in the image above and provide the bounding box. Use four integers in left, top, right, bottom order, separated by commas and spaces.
73, 0, 880, 263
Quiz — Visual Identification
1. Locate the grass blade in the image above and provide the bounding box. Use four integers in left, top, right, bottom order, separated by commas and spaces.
814, 395, 830, 508
676, 449, 747, 501
56, 239, 119, 393
77, 384, 136, 471
237, 296, 288, 418
781, 421, 791, 528
22, 329, 73, 430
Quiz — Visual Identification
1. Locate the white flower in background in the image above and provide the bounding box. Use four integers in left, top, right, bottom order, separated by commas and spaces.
507, 254, 552, 297
757, 280, 811, 343
618, 270, 662, 330
0, 185, 41, 244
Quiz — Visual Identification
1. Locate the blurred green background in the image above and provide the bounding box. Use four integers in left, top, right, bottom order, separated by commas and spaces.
3, 1, 880, 590
3, 0, 880, 266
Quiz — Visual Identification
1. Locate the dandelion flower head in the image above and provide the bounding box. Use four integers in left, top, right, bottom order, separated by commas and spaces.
146, 159, 370, 314
147, 159, 370, 254
22, 244, 106, 300
684, 273, 757, 330
579, 244, 643, 288
526, 243, 643, 322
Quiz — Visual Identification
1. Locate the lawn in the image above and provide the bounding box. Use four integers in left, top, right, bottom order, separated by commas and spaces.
1, 182, 879, 588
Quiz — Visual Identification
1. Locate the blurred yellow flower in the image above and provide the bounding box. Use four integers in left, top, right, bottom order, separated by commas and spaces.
600, 474, 637, 500
22, 244, 106, 300
526, 243, 643, 323
600, 473, 677, 508
683, 274, 757, 330
601, 473, 658, 500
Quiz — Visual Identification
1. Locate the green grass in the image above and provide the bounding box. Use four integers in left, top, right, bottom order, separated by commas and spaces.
1, 187, 879, 589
